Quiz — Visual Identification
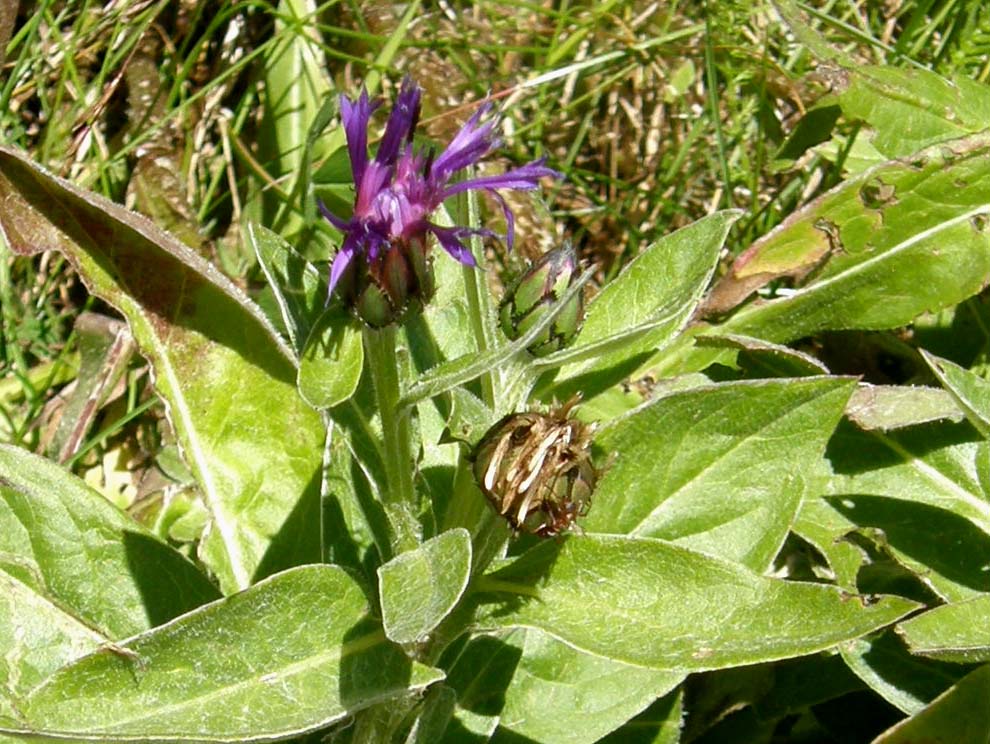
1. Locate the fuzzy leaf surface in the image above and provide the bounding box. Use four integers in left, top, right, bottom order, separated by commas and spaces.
585, 378, 854, 571
378, 529, 472, 644
872, 664, 990, 744
0, 145, 326, 594
0, 445, 219, 641
897, 595, 990, 663
474, 535, 917, 670
7, 566, 443, 741
707, 133, 990, 329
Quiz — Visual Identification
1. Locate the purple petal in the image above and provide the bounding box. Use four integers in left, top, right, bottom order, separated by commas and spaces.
429, 225, 480, 266
318, 199, 350, 230
340, 89, 379, 186
376, 77, 421, 167
328, 237, 358, 295
442, 159, 561, 198
430, 103, 500, 182
487, 190, 516, 251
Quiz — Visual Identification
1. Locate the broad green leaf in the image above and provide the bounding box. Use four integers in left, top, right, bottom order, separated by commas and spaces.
708, 133, 990, 338
840, 632, 971, 715
585, 377, 855, 571
897, 595, 990, 663
379, 529, 472, 644
247, 222, 325, 354
815, 493, 990, 603
845, 384, 964, 431
405, 684, 457, 744
0, 444, 219, 639
298, 305, 364, 410
0, 145, 326, 594
598, 687, 683, 744
7, 566, 443, 741
872, 664, 990, 744
838, 66, 990, 158
495, 629, 683, 744
826, 419, 990, 538
550, 211, 739, 397
474, 535, 918, 670
923, 351, 990, 438
0, 571, 105, 702
793, 498, 865, 590
695, 333, 829, 377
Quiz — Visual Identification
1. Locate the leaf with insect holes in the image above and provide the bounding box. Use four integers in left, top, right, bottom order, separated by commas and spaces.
706, 133, 990, 324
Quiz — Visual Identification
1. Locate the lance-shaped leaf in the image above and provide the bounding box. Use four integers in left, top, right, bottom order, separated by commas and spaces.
5, 566, 443, 742
494, 629, 683, 744
548, 211, 739, 398
0, 445, 219, 640
0, 145, 325, 594
585, 377, 854, 571
473, 535, 918, 671
845, 384, 964, 431
840, 632, 972, 715
705, 133, 990, 327
872, 664, 990, 744
897, 595, 990, 664
836, 66, 990, 159
378, 529, 472, 644
923, 351, 990, 439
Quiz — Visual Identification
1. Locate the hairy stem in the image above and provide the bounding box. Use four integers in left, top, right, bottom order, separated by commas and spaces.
364, 325, 420, 554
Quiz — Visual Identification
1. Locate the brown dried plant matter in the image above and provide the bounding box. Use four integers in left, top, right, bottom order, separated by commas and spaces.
472, 398, 598, 537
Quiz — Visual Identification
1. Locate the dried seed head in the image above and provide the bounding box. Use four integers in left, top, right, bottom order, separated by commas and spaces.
472, 398, 597, 536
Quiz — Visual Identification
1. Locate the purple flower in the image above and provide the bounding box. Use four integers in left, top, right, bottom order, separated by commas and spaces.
319, 77, 559, 326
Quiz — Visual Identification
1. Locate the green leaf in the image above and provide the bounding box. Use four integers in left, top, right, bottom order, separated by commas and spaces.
298, 305, 364, 410
695, 333, 829, 377
0, 145, 326, 594
0, 571, 105, 702
897, 595, 990, 663
585, 377, 855, 571
709, 133, 990, 339
247, 222, 325, 355
598, 688, 683, 744
872, 664, 990, 744
923, 351, 990, 438
837, 66, 990, 159
405, 684, 457, 744
549, 211, 739, 397
823, 416, 990, 602
0, 444, 219, 639
845, 384, 964, 431
474, 535, 918, 670
6, 566, 443, 741
826, 419, 990, 538
840, 631, 972, 714
378, 529, 472, 644
494, 629, 683, 744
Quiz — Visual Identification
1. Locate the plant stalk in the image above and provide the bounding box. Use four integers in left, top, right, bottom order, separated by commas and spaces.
363, 325, 420, 554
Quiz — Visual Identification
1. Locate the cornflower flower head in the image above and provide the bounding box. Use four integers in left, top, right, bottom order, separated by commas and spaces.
319, 77, 559, 327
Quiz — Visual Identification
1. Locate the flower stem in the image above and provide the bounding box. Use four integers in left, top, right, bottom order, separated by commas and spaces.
363, 325, 420, 554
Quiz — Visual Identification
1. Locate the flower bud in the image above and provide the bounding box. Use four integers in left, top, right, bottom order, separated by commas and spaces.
337, 238, 435, 328
472, 398, 597, 536
499, 245, 584, 357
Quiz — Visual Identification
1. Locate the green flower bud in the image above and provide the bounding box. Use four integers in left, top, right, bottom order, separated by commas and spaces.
499, 245, 584, 356
337, 239, 436, 328
471, 398, 598, 536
